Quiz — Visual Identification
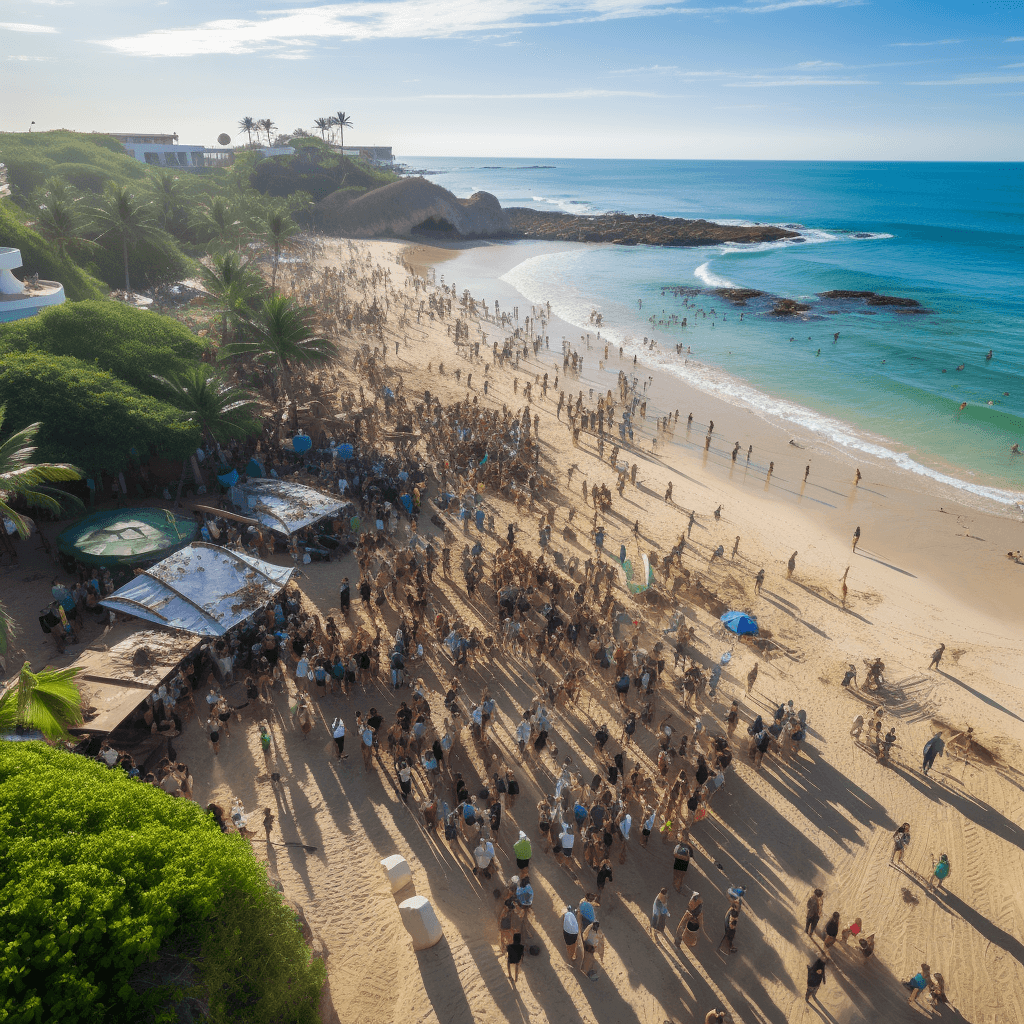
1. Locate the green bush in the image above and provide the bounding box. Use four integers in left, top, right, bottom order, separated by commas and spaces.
0, 200, 106, 301
0, 352, 200, 474
0, 744, 325, 1024
0, 301, 210, 398
251, 147, 396, 203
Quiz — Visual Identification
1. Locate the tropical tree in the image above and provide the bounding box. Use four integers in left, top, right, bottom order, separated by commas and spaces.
238, 116, 257, 146
196, 196, 241, 249
313, 117, 331, 141
152, 366, 258, 453
198, 251, 265, 345
150, 170, 187, 230
87, 184, 163, 296
0, 663, 82, 741
0, 406, 83, 540
224, 295, 337, 400
263, 210, 299, 293
32, 186, 89, 258
259, 119, 277, 146
332, 111, 353, 152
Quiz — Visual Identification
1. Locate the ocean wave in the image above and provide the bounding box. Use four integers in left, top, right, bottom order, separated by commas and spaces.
694, 262, 736, 289
529, 194, 603, 215
501, 250, 1023, 512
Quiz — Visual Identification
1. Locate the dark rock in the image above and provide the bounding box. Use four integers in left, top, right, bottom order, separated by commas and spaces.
769, 298, 812, 317
714, 288, 766, 306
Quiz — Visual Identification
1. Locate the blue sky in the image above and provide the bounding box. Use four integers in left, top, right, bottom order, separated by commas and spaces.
2, 0, 1022, 159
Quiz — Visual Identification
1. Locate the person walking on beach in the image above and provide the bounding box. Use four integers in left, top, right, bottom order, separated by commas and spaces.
805, 889, 823, 936
928, 643, 946, 670
754, 568, 764, 595
506, 932, 525, 985
675, 893, 706, 948
562, 904, 580, 961
928, 853, 952, 892
822, 911, 840, 956
805, 958, 827, 1002
672, 838, 692, 892
718, 903, 739, 954
787, 552, 797, 579
891, 823, 911, 866
923, 732, 945, 775
852, 526, 861, 553
651, 888, 671, 937
804, 465, 810, 482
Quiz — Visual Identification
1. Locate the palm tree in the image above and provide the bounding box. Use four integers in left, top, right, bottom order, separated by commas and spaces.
223, 295, 337, 401
152, 366, 258, 453
332, 111, 353, 152
0, 663, 83, 741
259, 119, 277, 147
88, 184, 163, 296
32, 180, 89, 258
0, 406, 83, 540
196, 197, 240, 249
198, 251, 265, 345
263, 210, 299, 293
313, 117, 331, 141
238, 116, 257, 146
150, 171, 187, 230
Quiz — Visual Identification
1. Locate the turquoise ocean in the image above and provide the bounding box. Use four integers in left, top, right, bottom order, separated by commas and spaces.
409, 158, 1024, 510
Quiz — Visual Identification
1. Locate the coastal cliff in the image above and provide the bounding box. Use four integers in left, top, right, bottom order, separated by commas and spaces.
315, 176, 800, 246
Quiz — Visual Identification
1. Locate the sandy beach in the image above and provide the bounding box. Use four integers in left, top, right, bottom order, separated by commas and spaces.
10, 234, 1022, 1024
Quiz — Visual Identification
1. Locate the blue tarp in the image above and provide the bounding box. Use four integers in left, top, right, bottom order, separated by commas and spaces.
337, 443, 354, 460
721, 611, 759, 635
291, 435, 312, 453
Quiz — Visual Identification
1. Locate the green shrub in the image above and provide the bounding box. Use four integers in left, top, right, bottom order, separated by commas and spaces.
0, 744, 325, 1024
0, 352, 200, 474
251, 149, 396, 202
0, 200, 106, 301
0, 301, 210, 398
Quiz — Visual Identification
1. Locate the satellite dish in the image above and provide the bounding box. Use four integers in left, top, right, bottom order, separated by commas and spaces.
217, 133, 231, 147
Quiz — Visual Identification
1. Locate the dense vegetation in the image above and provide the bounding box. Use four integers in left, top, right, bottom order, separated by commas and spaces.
0, 352, 200, 474
0, 744, 325, 1024
0, 200, 106, 301
0, 300, 209, 396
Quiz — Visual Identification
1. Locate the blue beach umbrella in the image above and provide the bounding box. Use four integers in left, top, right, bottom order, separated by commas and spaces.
291, 435, 312, 453
720, 611, 759, 635
338, 443, 354, 460
244, 458, 265, 478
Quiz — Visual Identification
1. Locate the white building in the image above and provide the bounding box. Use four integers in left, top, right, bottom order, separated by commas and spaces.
342, 146, 393, 167
102, 133, 294, 169
0, 247, 65, 324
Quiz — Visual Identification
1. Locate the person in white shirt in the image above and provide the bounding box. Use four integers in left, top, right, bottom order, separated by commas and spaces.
474, 839, 496, 878
562, 904, 580, 961
295, 657, 310, 692
331, 718, 346, 758
516, 718, 532, 759
361, 725, 374, 771
98, 741, 118, 766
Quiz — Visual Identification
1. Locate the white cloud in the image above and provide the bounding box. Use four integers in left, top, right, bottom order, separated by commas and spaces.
910, 73, 1024, 85
610, 63, 680, 74
0, 21, 58, 32
1001, 62, 1024, 68
795, 59, 842, 67
97, 0, 860, 58
1005, 36, 1024, 42
7, 54, 52, 59
725, 75, 874, 86
889, 38, 960, 47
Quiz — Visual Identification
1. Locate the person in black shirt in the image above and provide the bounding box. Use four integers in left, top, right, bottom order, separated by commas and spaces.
805, 958, 826, 1001
506, 933, 525, 984
593, 724, 610, 763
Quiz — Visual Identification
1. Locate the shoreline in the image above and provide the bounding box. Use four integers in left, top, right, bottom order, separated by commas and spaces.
405, 238, 1024, 634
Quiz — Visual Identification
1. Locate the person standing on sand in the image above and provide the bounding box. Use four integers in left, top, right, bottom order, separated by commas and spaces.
929, 643, 946, 670
891, 823, 911, 865
787, 552, 797, 578
805, 958, 827, 1002
822, 911, 840, 956
928, 853, 952, 891
580, 921, 605, 978
854, 468, 862, 485
263, 807, 274, 841
651, 888, 671, 936
850, 714, 864, 740
805, 889, 823, 936
754, 569, 765, 595
672, 838, 692, 892
804, 465, 810, 482
852, 526, 861, 553
506, 932, 525, 985
675, 893, 706, 948
562, 904, 580, 961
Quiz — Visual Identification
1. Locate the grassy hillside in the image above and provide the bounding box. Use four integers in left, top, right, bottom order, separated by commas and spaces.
0, 199, 106, 301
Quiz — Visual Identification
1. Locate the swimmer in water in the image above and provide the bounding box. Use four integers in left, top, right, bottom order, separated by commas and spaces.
1011, 443, 1020, 454
986, 350, 992, 360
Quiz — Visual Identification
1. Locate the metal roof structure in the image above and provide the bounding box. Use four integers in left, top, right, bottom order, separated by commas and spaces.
100, 542, 293, 636
228, 479, 348, 536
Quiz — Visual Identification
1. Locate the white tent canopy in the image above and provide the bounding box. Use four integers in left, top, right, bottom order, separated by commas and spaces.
100, 542, 293, 636
228, 479, 348, 536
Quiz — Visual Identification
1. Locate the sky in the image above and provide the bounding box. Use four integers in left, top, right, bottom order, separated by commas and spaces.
2, 0, 1022, 159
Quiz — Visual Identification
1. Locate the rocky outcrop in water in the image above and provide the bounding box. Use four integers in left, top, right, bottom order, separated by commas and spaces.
769, 298, 813, 317
818, 290, 922, 307
505, 209, 799, 247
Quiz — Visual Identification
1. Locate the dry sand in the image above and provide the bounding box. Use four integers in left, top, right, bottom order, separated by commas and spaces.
5, 236, 1022, 1024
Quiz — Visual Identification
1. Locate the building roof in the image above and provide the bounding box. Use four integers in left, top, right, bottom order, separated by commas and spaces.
228, 479, 349, 536
100, 542, 293, 636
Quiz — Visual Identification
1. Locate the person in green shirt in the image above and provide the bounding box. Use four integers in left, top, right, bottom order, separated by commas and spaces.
259, 724, 272, 768
513, 831, 532, 876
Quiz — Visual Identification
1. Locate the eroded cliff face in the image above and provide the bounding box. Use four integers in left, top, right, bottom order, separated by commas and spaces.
315, 177, 509, 238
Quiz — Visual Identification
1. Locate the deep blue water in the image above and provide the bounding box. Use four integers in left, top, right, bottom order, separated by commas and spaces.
407, 158, 1024, 505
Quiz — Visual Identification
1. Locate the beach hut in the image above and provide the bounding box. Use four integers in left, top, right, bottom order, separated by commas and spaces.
100, 542, 293, 636
57, 509, 197, 573
720, 610, 759, 635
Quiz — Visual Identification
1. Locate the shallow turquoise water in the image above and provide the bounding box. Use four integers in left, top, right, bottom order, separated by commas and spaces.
411, 158, 1024, 504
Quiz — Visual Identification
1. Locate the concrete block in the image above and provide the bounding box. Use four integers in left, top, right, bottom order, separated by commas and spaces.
381, 854, 414, 894
399, 895, 443, 950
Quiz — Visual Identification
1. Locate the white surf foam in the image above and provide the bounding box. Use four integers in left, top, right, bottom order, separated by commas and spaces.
694, 262, 736, 289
